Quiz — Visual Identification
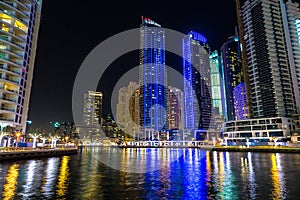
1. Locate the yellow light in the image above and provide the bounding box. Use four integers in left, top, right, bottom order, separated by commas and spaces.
0, 13, 13, 24
3, 164, 19, 200
14, 20, 28, 33
271, 154, 282, 198
56, 156, 70, 198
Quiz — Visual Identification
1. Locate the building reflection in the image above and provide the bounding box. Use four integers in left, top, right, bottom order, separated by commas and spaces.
271, 153, 286, 199
247, 152, 256, 199
56, 156, 70, 198
3, 164, 19, 200
41, 158, 60, 197
23, 160, 38, 197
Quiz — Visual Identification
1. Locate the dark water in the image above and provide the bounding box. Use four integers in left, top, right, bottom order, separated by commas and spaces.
1, 147, 300, 200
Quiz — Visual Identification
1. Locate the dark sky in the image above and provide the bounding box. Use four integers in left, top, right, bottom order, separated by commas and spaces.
28, 0, 237, 130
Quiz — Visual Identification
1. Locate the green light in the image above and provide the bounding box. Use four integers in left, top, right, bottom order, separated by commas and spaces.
54, 122, 60, 128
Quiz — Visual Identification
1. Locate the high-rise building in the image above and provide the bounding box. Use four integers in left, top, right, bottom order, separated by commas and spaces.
183, 31, 211, 132
284, 1, 300, 112
83, 91, 102, 126
209, 50, 225, 135
0, 0, 42, 133
220, 30, 243, 121
210, 50, 225, 116
234, 82, 249, 120
236, 0, 298, 118
116, 82, 139, 135
139, 17, 167, 134
167, 86, 183, 130
80, 91, 103, 143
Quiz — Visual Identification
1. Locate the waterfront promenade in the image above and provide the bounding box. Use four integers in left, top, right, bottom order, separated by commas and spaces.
0, 147, 78, 161
114, 140, 300, 153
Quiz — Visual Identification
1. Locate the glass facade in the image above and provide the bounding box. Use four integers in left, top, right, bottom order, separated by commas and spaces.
209, 50, 224, 116
139, 17, 167, 133
183, 31, 211, 131
220, 31, 242, 121
233, 82, 248, 120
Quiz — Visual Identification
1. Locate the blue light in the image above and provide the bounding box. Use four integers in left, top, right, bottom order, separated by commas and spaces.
188, 31, 207, 43
234, 37, 239, 42
140, 23, 166, 131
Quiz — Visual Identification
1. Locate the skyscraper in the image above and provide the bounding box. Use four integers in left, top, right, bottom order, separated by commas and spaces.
139, 17, 167, 135
116, 82, 139, 135
236, 0, 298, 118
220, 30, 242, 121
284, 1, 300, 112
0, 0, 42, 133
83, 91, 102, 126
167, 86, 183, 130
80, 91, 103, 143
210, 50, 224, 116
183, 31, 211, 133
209, 50, 225, 135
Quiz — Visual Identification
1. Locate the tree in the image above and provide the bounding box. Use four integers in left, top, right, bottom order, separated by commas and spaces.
0, 127, 9, 147
29, 128, 42, 148
40, 131, 49, 146
49, 131, 60, 148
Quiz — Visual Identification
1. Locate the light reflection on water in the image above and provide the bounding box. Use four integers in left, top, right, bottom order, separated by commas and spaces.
2, 163, 19, 200
0, 147, 299, 199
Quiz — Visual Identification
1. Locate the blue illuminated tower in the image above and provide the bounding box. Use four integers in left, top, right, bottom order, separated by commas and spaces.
139, 17, 167, 136
183, 31, 211, 134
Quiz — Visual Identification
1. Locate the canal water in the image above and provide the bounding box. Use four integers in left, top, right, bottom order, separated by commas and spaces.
0, 147, 300, 200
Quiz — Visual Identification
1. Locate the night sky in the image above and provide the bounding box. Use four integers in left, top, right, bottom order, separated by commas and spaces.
28, 0, 237, 130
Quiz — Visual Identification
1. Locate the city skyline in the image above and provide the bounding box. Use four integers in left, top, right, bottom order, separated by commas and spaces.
28, 0, 237, 130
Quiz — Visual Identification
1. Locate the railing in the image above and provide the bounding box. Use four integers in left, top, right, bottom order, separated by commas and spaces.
0, 107, 16, 112
0, 64, 22, 76
1, 1, 30, 18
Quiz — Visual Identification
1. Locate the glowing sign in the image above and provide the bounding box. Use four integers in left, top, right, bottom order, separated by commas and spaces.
141, 16, 161, 27
188, 31, 207, 43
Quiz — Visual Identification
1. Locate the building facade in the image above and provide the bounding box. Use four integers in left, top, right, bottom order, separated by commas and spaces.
236, 0, 298, 118
223, 117, 295, 142
116, 82, 139, 136
0, 0, 42, 133
220, 30, 243, 121
83, 91, 102, 126
234, 82, 249, 120
80, 91, 103, 143
183, 31, 211, 132
167, 86, 183, 130
284, 1, 300, 113
210, 50, 224, 116
139, 17, 167, 134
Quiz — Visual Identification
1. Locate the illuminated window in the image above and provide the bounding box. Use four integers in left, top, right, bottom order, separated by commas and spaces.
14, 20, 28, 33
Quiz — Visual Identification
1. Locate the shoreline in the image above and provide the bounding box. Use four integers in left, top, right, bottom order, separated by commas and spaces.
0, 148, 78, 162
80, 145, 300, 153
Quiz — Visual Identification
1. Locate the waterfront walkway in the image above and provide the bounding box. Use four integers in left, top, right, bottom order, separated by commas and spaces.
116, 141, 300, 153
0, 147, 78, 161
